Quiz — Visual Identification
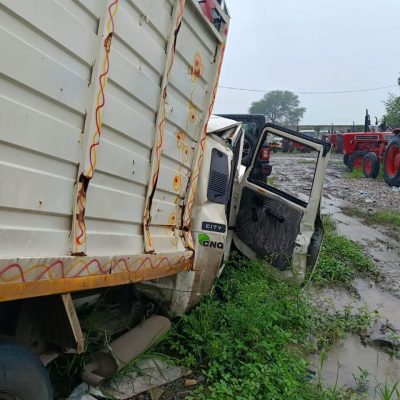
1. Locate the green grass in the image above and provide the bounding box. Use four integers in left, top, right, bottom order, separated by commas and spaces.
155, 254, 373, 400
310, 216, 379, 285
343, 208, 400, 229
344, 168, 365, 179
377, 381, 400, 400
344, 166, 385, 181
367, 211, 400, 227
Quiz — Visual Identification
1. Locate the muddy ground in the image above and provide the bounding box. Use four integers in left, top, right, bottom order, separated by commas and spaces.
272, 151, 400, 397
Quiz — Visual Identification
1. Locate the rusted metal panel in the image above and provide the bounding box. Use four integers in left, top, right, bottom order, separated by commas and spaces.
70, 0, 120, 255
144, 0, 230, 254
0, 251, 193, 302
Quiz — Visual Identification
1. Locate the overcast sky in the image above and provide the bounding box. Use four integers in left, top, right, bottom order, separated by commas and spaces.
213, 0, 400, 126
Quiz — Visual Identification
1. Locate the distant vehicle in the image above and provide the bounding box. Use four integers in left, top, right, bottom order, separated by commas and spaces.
269, 136, 283, 153
299, 130, 318, 139
282, 130, 318, 153
342, 110, 399, 186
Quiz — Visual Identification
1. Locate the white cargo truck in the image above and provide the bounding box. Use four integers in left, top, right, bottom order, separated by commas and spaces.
0, 0, 330, 398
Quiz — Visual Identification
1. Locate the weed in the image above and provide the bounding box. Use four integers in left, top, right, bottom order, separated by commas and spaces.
352, 367, 370, 394
311, 216, 379, 285
344, 165, 385, 181
49, 297, 120, 399
343, 208, 400, 229
376, 380, 400, 400
156, 258, 372, 399
345, 168, 365, 179
366, 211, 400, 228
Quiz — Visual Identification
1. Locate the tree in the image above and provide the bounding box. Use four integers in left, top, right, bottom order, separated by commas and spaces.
383, 93, 400, 128
382, 75, 400, 128
248, 90, 306, 127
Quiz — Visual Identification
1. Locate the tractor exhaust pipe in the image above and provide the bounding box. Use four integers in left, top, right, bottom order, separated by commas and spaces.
365, 108, 371, 132
81, 315, 171, 386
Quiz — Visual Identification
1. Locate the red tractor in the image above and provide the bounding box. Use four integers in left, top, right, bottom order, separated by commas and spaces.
343, 131, 394, 177
322, 129, 344, 154
341, 109, 400, 187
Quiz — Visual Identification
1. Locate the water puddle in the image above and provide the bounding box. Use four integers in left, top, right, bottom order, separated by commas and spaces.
316, 193, 400, 397
315, 279, 400, 328
309, 334, 400, 397
322, 196, 400, 297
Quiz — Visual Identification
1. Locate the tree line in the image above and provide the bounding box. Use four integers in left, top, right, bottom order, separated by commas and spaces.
247, 76, 400, 130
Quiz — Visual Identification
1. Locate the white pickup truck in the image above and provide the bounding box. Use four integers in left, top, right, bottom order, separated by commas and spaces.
0, 0, 330, 398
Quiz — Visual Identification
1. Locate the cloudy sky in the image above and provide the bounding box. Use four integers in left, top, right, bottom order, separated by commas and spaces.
213, 0, 400, 126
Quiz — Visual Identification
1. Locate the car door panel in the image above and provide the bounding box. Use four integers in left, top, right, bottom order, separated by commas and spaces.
235, 187, 303, 270
232, 124, 330, 279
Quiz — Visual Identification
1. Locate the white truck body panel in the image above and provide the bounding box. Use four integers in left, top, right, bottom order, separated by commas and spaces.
0, 0, 229, 301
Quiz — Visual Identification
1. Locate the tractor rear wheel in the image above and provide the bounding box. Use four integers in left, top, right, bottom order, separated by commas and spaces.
343, 154, 349, 167
336, 135, 344, 153
383, 136, 400, 187
348, 150, 366, 171
362, 152, 380, 178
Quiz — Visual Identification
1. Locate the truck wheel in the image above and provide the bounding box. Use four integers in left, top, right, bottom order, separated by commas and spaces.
336, 135, 344, 153
362, 152, 380, 178
0, 343, 53, 400
348, 150, 366, 171
242, 134, 256, 166
343, 154, 349, 167
383, 136, 400, 187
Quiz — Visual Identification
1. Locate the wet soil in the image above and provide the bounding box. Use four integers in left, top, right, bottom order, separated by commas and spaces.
271, 152, 400, 396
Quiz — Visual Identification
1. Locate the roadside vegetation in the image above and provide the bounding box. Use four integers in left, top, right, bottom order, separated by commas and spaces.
157, 257, 374, 400
53, 218, 391, 399
155, 217, 384, 400
344, 166, 388, 181
344, 209, 400, 229
310, 216, 379, 285
367, 211, 400, 227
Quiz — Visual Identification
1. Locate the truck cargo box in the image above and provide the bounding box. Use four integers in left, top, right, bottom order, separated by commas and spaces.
0, 0, 229, 301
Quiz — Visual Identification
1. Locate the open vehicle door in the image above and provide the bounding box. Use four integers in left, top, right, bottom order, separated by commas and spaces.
231, 124, 331, 280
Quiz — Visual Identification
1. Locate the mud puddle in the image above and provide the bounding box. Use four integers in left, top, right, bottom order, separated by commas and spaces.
309, 334, 400, 397
322, 195, 400, 298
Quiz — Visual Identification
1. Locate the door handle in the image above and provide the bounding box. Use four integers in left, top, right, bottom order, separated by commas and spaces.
264, 207, 285, 223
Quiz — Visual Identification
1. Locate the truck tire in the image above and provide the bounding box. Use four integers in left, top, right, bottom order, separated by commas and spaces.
343, 154, 349, 167
362, 152, 380, 178
0, 343, 53, 400
383, 136, 400, 187
348, 150, 366, 171
242, 134, 256, 166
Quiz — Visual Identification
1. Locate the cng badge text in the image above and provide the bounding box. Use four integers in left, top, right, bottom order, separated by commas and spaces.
198, 233, 224, 249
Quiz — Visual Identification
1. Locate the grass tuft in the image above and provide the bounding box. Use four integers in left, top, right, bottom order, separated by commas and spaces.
368, 211, 400, 227
311, 216, 379, 285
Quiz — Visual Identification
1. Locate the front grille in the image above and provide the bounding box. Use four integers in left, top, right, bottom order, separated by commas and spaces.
208, 148, 229, 204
